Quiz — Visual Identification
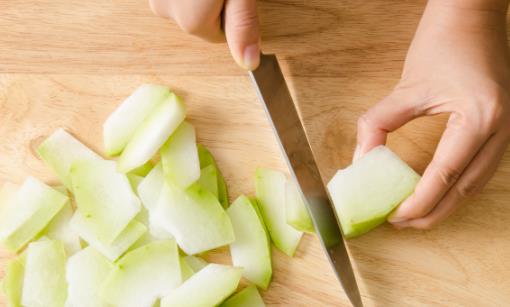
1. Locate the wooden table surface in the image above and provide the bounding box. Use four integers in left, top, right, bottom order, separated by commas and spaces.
1, 0, 510, 306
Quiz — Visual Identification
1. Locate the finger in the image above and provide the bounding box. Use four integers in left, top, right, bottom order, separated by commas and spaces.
149, 0, 225, 42
388, 113, 491, 223
224, 0, 261, 70
393, 131, 509, 229
354, 89, 419, 161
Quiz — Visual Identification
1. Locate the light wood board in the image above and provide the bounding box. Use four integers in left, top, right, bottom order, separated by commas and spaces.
0, 0, 509, 306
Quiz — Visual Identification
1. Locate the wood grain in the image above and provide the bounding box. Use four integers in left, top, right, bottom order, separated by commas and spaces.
0, 0, 509, 306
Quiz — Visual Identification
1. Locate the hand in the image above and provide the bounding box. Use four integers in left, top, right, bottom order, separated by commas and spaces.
355, 0, 510, 229
149, 0, 260, 70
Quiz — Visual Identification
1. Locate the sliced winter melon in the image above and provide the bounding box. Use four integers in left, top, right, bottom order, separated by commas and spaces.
160, 121, 200, 188
285, 181, 314, 233
160, 264, 242, 307
129, 160, 155, 177
0, 178, 68, 252
100, 240, 182, 307
180, 257, 194, 281
221, 285, 265, 307
2, 254, 25, 307
22, 240, 67, 307
197, 144, 229, 207
227, 195, 272, 289
65, 247, 113, 307
255, 168, 303, 256
43, 198, 81, 255
37, 128, 101, 190
156, 182, 235, 255
70, 159, 141, 244
198, 164, 218, 199
70, 212, 146, 261
327, 145, 420, 238
117, 93, 186, 173
103, 84, 170, 156
127, 174, 145, 191
182, 255, 208, 273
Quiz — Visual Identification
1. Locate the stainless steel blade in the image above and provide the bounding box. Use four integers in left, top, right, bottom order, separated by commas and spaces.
249, 53, 363, 307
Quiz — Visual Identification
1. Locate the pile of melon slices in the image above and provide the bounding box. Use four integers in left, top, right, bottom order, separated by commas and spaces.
0, 84, 316, 307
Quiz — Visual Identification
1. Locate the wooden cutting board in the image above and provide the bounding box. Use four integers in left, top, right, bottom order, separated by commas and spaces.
1, 0, 509, 306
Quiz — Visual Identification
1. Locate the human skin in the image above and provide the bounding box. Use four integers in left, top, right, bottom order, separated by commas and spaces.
150, 0, 510, 229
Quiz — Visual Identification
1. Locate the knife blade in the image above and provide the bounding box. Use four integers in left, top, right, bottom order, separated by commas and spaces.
249, 53, 363, 307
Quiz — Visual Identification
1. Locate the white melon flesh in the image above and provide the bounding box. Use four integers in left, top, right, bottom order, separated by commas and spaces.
65, 247, 113, 307
70, 212, 147, 261
0, 178, 68, 252
2, 254, 25, 307
198, 164, 219, 199
103, 84, 170, 156
22, 240, 67, 307
285, 181, 314, 233
182, 255, 208, 273
161, 264, 242, 307
227, 195, 272, 289
160, 121, 200, 188
70, 159, 141, 244
156, 182, 235, 255
197, 144, 229, 207
44, 199, 81, 255
100, 240, 182, 307
255, 169, 303, 256
37, 129, 101, 190
117, 93, 186, 173
221, 285, 266, 307
327, 145, 421, 238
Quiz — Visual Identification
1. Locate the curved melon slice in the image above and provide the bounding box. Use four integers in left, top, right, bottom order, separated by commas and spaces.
70, 212, 146, 261
327, 146, 420, 238
117, 93, 186, 173
2, 254, 25, 307
22, 240, 67, 307
255, 169, 303, 256
103, 84, 170, 156
160, 121, 200, 189
156, 183, 235, 255
197, 144, 229, 207
198, 164, 218, 199
221, 285, 266, 307
161, 264, 242, 307
285, 181, 314, 233
100, 240, 182, 307
43, 198, 81, 256
37, 129, 101, 190
0, 178, 68, 252
227, 196, 272, 289
70, 159, 141, 244
65, 247, 113, 307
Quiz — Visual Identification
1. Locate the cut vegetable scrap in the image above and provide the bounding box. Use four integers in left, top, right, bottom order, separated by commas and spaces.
22, 240, 67, 307
285, 181, 314, 233
100, 240, 182, 307
255, 168, 303, 256
160, 264, 242, 307
221, 285, 266, 307
160, 121, 200, 189
227, 195, 272, 289
156, 182, 235, 255
65, 247, 113, 307
70, 212, 147, 261
198, 164, 219, 198
0, 178, 68, 252
71, 159, 141, 244
197, 144, 229, 207
43, 198, 81, 256
103, 84, 170, 156
117, 93, 186, 173
327, 145, 421, 238
182, 255, 208, 273
2, 254, 25, 307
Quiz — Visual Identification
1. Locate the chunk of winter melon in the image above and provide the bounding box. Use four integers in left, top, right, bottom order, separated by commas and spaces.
197, 144, 229, 207
2, 254, 26, 307
198, 164, 219, 199
43, 198, 81, 256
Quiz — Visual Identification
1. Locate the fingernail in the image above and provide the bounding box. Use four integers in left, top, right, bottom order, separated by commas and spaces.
352, 144, 361, 162
242, 44, 260, 71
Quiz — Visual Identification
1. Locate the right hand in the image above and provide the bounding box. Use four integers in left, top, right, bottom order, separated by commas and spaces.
149, 0, 261, 70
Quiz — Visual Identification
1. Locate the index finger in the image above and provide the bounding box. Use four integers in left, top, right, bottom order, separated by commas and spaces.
388, 113, 489, 223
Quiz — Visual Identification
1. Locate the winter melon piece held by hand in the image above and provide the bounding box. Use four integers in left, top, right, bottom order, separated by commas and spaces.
227, 195, 272, 289
327, 145, 421, 238
221, 285, 266, 307
100, 240, 182, 307
255, 168, 303, 256
285, 181, 314, 233
161, 264, 242, 307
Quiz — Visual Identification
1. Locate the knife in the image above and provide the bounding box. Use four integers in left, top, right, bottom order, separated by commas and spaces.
249, 53, 363, 307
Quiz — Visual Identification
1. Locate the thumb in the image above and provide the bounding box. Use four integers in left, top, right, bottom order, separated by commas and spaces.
223, 0, 260, 70
354, 89, 419, 161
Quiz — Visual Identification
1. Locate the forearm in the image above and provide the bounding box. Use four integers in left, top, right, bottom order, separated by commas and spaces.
429, 0, 509, 13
